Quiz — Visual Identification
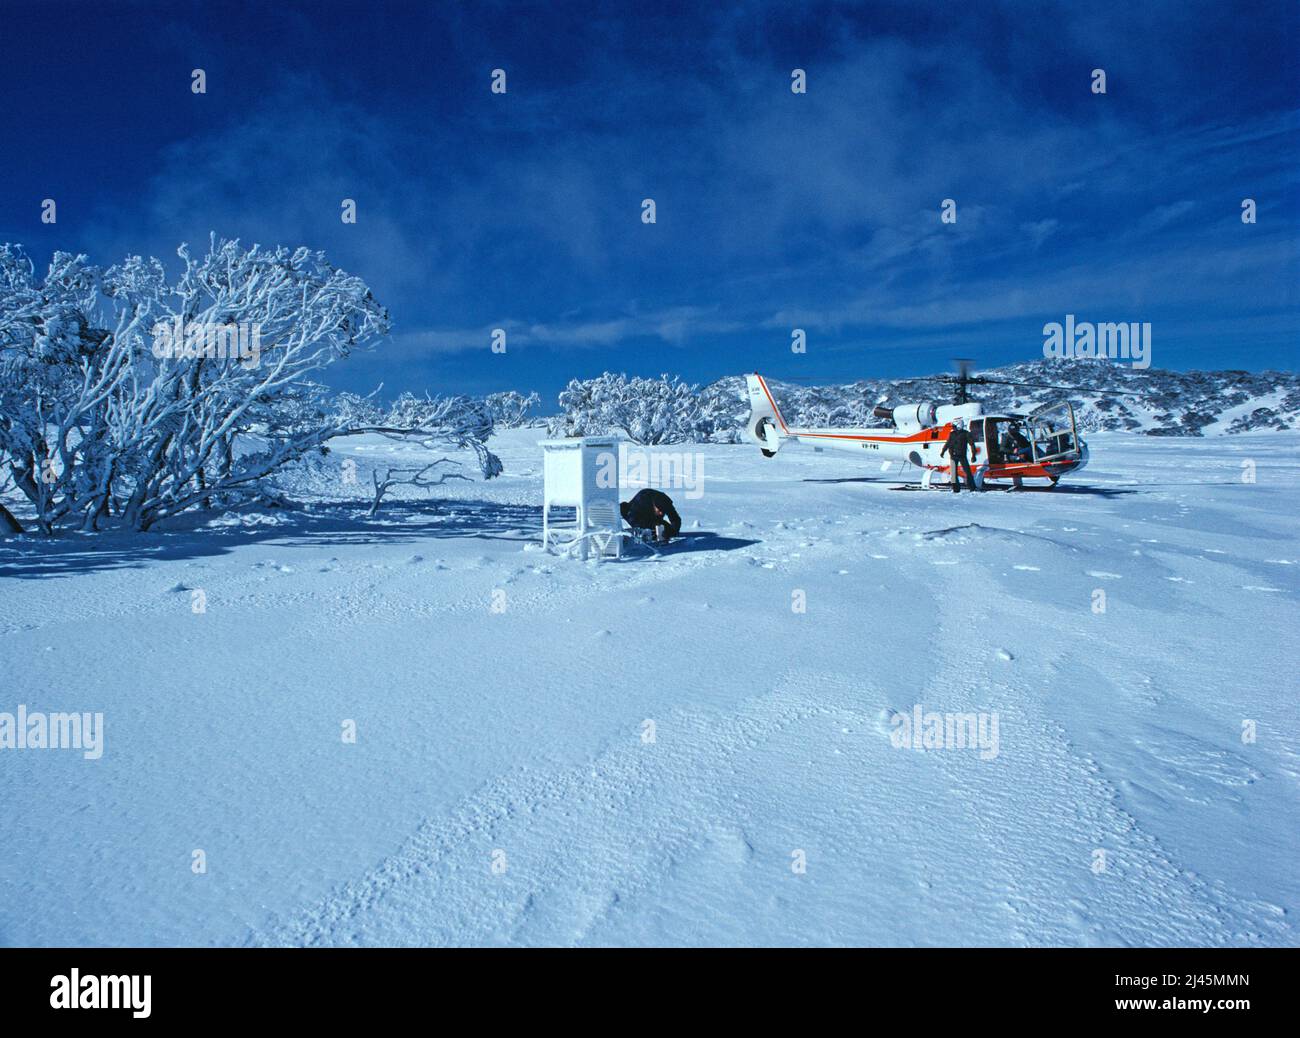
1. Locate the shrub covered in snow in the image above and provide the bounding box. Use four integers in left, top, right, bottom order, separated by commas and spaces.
332, 391, 504, 514
548, 373, 710, 444
697, 380, 749, 443
0, 239, 499, 534
483, 390, 542, 429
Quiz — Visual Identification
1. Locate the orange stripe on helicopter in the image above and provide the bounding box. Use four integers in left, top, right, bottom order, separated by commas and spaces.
757, 375, 790, 434
757, 376, 948, 444
791, 428, 946, 444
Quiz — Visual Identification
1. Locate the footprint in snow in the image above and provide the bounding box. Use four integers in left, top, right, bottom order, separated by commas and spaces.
996, 648, 1014, 661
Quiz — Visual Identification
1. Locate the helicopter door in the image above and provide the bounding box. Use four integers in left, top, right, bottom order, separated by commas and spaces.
1028, 401, 1080, 462
983, 418, 1007, 463
968, 417, 986, 464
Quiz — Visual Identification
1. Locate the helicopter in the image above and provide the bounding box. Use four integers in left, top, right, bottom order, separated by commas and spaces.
744, 361, 1116, 489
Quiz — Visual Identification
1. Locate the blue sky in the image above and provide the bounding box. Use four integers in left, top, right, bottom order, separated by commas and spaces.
1, 0, 1296, 402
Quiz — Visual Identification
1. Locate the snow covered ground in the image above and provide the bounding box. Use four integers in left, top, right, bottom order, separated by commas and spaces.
1, 428, 1297, 947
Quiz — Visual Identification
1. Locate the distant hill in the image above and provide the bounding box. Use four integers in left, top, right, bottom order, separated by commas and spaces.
699, 359, 1300, 439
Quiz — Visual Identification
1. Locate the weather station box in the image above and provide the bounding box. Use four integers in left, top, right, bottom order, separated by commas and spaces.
539, 436, 623, 559
538, 436, 620, 506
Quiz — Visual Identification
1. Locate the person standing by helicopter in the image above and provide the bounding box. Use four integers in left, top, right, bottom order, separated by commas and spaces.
940, 418, 978, 493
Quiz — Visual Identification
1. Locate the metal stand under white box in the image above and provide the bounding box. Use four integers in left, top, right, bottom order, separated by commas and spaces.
539, 437, 624, 560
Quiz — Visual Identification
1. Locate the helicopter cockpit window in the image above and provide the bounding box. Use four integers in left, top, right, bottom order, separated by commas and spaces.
1027, 402, 1080, 461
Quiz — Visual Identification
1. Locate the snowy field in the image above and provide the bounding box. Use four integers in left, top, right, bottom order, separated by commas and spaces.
1, 428, 1297, 947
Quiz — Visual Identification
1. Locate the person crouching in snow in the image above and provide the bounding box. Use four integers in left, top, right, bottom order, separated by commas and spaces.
620, 488, 682, 543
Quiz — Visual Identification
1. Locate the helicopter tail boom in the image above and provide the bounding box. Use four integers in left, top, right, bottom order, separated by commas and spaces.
745, 373, 788, 455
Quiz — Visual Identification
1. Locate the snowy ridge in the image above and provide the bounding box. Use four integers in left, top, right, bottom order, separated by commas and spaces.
699, 359, 1300, 439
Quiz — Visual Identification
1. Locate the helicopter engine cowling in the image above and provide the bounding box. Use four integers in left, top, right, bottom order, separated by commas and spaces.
934, 402, 985, 426
883, 401, 939, 431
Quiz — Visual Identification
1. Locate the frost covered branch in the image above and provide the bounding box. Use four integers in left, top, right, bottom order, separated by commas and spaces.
368, 457, 469, 516
0, 238, 507, 533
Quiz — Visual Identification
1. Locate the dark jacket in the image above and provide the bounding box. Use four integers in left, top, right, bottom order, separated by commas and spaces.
940, 427, 973, 460
620, 488, 682, 540
1003, 429, 1031, 459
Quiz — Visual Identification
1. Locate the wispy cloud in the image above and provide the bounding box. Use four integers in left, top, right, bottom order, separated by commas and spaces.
5, 0, 1296, 397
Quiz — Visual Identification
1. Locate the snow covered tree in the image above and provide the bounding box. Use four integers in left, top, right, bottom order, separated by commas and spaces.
483, 390, 541, 428
549, 373, 709, 445
0, 245, 136, 534
0, 238, 500, 534
341, 391, 504, 515
698, 379, 749, 442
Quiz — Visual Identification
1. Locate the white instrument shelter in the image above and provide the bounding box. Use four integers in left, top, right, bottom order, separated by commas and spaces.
539, 436, 623, 560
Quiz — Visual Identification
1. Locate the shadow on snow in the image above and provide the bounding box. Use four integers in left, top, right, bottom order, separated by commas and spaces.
0, 499, 759, 579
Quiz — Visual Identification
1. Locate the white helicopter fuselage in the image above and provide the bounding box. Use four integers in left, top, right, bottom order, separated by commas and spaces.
744, 373, 1089, 486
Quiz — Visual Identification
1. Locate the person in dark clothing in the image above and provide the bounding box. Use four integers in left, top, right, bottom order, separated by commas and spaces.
1003, 424, 1032, 461
940, 419, 978, 493
620, 488, 682, 543
999, 423, 1032, 489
